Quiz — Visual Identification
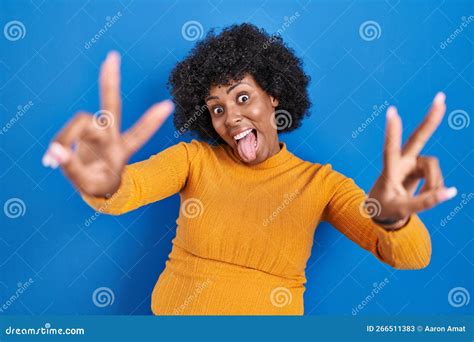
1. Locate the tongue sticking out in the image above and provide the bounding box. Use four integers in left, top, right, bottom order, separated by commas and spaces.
236, 130, 257, 162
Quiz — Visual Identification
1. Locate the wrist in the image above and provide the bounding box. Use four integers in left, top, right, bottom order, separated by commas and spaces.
372, 215, 410, 230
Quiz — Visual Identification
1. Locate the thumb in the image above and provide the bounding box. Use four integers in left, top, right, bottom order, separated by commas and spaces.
405, 186, 457, 213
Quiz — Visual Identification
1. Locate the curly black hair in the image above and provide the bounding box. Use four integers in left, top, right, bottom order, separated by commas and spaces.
168, 23, 311, 143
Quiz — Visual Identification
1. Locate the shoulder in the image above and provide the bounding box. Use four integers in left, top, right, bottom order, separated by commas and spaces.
170, 139, 220, 163
289, 153, 353, 189
285, 151, 332, 177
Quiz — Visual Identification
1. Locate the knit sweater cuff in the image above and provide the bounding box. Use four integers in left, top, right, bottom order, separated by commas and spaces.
374, 214, 432, 269
80, 169, 136, 215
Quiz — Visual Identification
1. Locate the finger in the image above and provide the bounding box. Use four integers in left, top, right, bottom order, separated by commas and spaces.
99, 51, 121, 130
403, 177, 421, 196
42, 112, 93, 168
417, 156, 445, 193
402, 92, 446, 157
59, 152, 109, 196
60, 152, 90, 191
383, 106, 402, 178
405, 186, 457, 213
43, 139, 105, 195
122, 100, 174, 156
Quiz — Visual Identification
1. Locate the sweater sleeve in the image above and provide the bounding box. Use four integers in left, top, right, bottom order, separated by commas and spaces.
320, 164, 432, 270
80, 140, 200, 215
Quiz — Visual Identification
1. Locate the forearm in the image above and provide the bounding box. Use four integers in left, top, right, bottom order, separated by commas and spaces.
80, 167, 139, 215
79, 141, 195, 215
374, 214, 432, 270
321, 167, 432, 270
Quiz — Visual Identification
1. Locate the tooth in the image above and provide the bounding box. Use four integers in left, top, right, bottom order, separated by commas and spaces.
233, 128, 254, 141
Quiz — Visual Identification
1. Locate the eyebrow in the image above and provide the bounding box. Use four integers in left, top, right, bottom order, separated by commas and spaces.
205, 81, 251, 102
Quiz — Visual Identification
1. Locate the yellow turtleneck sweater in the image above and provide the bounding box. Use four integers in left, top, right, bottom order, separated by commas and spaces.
81, 140, 431, 315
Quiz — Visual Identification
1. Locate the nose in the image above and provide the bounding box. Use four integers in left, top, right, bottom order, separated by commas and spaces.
224, 104, 242, 127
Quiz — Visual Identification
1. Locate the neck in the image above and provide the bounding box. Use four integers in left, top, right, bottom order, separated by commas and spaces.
268, 138, 281, 157
256, 137, 280, 164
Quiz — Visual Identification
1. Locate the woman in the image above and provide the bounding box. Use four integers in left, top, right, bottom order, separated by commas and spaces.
42, 24, 457, 315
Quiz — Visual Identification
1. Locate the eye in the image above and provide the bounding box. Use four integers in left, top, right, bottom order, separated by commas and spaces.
212, 106, 224, 115
237, 94, 249, 103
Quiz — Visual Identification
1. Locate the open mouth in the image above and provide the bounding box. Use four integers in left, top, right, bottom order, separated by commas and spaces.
233, 128, 258, 162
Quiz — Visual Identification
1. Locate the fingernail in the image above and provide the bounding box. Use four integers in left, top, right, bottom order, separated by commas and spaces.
108, 51, 120, 65
387, 106, 397, 119
42, 153, 59, 169
440, 186, 457, 200
42, 153, 53, 168
434, 92, 446, 104
162, 99, 175, 112
42, 142, 70, 169
49, 142, 71, 163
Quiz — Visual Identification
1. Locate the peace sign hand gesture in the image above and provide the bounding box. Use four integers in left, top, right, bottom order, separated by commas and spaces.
42, 51, 174, 197
367, 92, 457, 229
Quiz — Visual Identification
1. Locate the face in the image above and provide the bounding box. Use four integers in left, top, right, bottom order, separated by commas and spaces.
205, 74, 280, 164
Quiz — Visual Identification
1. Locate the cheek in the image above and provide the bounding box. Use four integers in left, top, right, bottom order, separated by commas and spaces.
211, 117, 227, 137
248, 102, 274, 131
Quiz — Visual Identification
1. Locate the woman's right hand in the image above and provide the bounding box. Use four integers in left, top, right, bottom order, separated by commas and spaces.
42, 51, 174, 197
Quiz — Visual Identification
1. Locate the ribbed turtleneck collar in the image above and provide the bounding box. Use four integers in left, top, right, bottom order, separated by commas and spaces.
222, 141, 293, 169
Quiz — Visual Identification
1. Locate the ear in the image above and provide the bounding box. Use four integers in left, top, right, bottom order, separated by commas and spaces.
270, 96, 279, 108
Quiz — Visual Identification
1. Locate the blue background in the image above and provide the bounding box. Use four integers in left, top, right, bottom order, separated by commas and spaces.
0, 0, 472, 316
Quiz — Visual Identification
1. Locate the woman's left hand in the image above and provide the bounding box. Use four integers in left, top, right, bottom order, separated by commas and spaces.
366, 92, 457, 230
